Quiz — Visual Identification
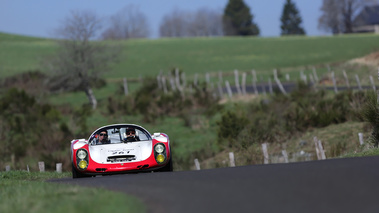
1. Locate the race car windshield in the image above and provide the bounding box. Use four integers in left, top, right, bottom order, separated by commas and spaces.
90, 126, 151, 145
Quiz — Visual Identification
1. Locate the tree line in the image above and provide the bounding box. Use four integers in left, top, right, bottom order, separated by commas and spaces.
319, 0, 377, 34
100, 0, 378, 39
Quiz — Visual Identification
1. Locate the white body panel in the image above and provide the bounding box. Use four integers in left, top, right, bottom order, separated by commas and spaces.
89, 141, 152, 164
72, 139, 86, 149
152, 133, 168, 142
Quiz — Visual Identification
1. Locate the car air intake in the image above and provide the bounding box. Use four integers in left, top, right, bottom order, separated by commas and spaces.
96, 168, 107, 172
137, 164, 149, 169
107, 155, 136, 162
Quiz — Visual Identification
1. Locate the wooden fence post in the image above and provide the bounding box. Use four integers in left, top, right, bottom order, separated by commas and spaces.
206, 73, 210, 88
194, 159, 201, 170
5, 165, 10, 172
242, 72, 247, 95
162, 76, 168, 94
175, 68, 182, 92
225, 81, 233, 98
27, 165, 30, 172
229, 152, 236, 167
355, 74, 362, 91
262, 143, 269, 164
286, 74, 290, 81
318, 140, 326, 160
300, 70, 307, 84
56, 163, 62, 173
314, 137, 326, 160
123, 78, 129, 96
332, 72, 338, 94
234, 70, 242, 95
282, 150, 289, 163
314, 137, 321, 160
343, 70, 350, 89
169, 76, 176, 91
273, 69, 287, 95
358, 133, 364, 145
38, 161, 45, 172
87, 88, 97, 109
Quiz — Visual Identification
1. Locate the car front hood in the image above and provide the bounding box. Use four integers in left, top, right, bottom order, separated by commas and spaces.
89, 141, 152, 164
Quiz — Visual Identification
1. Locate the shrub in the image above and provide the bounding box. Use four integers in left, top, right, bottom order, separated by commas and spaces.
0, 88, 73, 170
216, 84, 373, 150
361, 91, 379, 147
217, 110, 249, 147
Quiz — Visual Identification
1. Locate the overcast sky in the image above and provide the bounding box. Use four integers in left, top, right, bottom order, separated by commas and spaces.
0, 0, 327, 39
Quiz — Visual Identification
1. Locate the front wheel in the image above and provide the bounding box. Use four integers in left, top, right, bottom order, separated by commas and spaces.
156, 157, 173, 172
72, 164, 92, 178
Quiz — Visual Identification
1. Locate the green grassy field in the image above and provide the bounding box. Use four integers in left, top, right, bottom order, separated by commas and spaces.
2, 31, 373, 106
116, 35, 379, 78
1, 32, 379, 79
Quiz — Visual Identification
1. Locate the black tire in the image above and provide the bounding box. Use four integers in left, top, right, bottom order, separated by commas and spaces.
72, 164, 91, 178
157, 157, 173, 172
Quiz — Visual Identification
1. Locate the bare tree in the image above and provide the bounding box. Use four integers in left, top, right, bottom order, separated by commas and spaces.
45, 10, 120, 109
159, 9, 190, 37
188, 8, 223, 37
102, 5, 150, 40
318, 0, 376, 34
159, 8, 223, 38
319, 0, 342, 34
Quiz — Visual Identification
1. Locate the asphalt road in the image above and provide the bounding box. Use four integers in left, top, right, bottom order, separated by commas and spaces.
51, 156, 379, 213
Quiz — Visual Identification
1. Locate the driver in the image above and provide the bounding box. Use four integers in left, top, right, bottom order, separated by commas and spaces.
124, 128, 140, 142
96, 130, 110, 144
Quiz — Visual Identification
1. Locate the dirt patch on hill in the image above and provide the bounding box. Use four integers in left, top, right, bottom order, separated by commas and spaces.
349, 51, 379, 67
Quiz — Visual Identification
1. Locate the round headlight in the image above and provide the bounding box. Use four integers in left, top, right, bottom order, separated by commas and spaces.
156, 154, 165, 163
77, 149, 87, 159
155, 144, 165, 153
78, 160, 88, 169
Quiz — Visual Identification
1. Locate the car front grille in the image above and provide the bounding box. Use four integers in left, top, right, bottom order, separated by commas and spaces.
107, 155, 136, 162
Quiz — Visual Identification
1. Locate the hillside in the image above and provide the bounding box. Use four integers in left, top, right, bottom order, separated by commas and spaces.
1, 32, 378, 172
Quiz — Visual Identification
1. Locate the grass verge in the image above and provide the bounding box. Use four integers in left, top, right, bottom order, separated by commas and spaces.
0, 171, 146, 213
341, 147, 379, 158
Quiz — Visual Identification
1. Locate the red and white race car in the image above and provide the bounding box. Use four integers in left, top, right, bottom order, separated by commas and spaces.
71, 124, 172, 178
